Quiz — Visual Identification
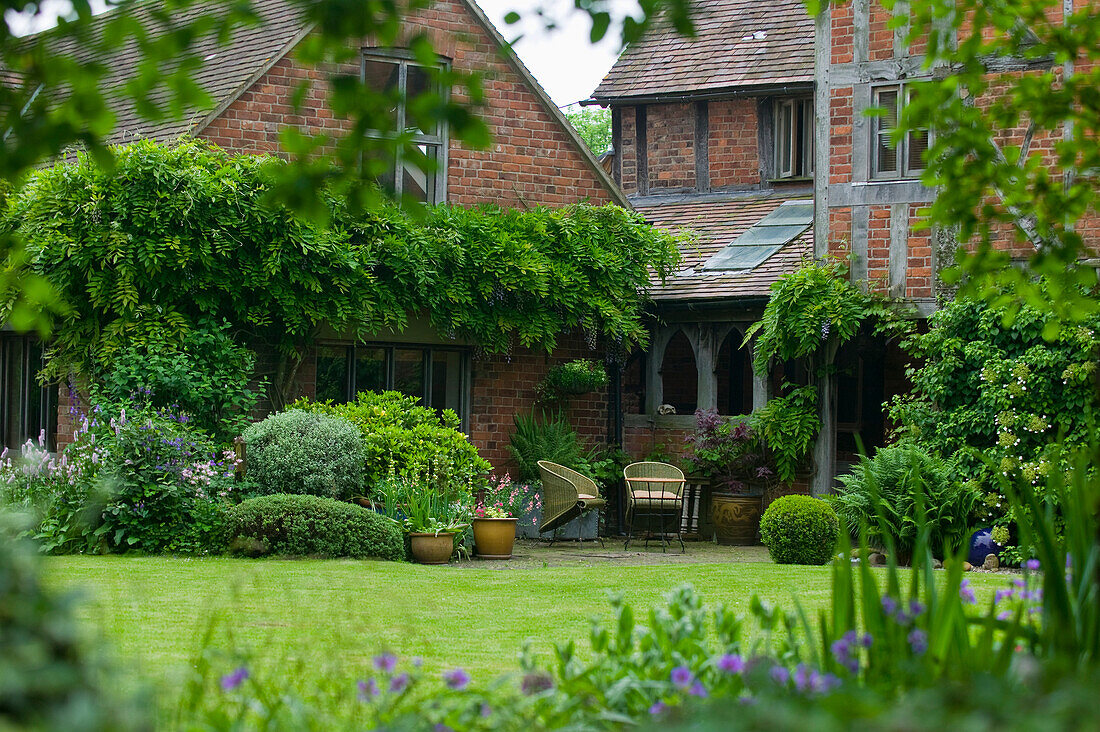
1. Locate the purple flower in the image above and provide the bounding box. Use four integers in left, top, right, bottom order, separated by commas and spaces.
881, 596, 899, 617
959, 579, 977, 605
859, 633, 873, 649
480, 702, 492, 717
811, 672, 842, 694
997, 610, 1014, 621
670, 666, 693, 688
374, 652, 398, 673
716, 653, 745, 674
770, 666, 790, 685
1024, 559, 1041, 571
358, 678, 380, 700
433, 725, 454, 732
443, 668, 470, 691
793, 664, 812, 693
908, 600, 926, 617
389, 673, 409, 694
649, 700, 668, 715
908, 629, 928, 655
689, 681, 708, 698
995, 588, 1013, 603
220, 667, 248, 692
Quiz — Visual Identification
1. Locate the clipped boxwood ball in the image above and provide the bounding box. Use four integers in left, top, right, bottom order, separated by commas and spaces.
760, 495, 840, 565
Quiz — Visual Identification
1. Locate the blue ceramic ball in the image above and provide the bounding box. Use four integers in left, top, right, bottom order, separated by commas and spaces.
967, 528, 1004, 566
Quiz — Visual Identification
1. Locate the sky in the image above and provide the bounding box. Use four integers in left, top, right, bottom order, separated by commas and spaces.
5, 0, 636, 108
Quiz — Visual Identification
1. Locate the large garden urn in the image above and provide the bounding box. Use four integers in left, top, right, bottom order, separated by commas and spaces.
409, 532, 456, 564
472, 517, 518, 559
709, 493, 763, 545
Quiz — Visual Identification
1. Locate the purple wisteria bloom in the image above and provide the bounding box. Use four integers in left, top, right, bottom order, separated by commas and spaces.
220, 667, 249, 692
389, 673, 410, 694
358, 678, 380, 700
374, 652, 398, 673
443, 668, 470, 691
670, 666, 693, 689
908, 629, 928, 655
649, 701, 668, 715
717, 653, 746, 674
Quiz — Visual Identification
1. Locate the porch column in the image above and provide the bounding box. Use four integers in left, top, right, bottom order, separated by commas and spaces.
811, 342, 841, 496
692, 325, 719, 412
751, 369, 771, 412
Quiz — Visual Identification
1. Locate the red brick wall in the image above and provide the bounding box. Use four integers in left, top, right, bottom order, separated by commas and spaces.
623, 424, 692, 465
828, 207, 852, 258
831, 2, 854, 64
868, 1, 893, 61
620, 105, 638, 195
906, 205, 933, 299
646, 103, 696, 191
709, 99, 760, 188
829, 87, 853, 186
866, 206, 891, 292
200, 0, 615, 208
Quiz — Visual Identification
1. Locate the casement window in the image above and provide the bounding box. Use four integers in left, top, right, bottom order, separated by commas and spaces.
773, 98, 814, 180
315, 344, 468, 421
362, 51, 448, 204
872, 84, 931, 179
0, 335, 57, 451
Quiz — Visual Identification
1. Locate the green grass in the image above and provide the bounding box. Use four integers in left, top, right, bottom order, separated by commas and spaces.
40, 556, 1008, 703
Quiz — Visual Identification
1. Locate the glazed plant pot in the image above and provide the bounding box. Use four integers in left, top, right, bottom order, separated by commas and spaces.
409, 532, 455, 565
710, 493, 763, 546
473, 517, 518, 559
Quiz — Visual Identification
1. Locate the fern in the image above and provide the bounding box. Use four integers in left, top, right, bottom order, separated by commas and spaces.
507, 412, 582, 484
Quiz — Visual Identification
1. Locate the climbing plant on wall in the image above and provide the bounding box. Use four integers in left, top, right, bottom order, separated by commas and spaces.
2, 140, 681, 402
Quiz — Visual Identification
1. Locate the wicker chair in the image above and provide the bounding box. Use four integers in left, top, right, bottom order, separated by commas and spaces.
623, 461, 686, 552
536, 460, 607, 546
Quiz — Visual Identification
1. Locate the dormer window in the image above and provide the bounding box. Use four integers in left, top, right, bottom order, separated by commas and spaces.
362, 50, 448, 204
774, 98, 814, 180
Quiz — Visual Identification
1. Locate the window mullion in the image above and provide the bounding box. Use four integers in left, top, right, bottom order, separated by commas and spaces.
395, 62, 408, 198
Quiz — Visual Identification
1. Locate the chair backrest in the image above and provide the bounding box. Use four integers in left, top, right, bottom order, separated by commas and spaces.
623, 461, 686, 498
537, 460, 600, 498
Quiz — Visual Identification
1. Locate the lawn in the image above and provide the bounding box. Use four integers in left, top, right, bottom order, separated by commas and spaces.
40, 547, 1011, 705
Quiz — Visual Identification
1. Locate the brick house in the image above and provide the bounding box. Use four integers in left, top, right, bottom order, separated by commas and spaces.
2, 0, 625, 473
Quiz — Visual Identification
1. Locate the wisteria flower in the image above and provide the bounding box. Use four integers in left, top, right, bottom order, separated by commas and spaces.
670, 666, 693, 688
716, 653, 745, 674
220, 667, 249, 692
443, 667, 470, 691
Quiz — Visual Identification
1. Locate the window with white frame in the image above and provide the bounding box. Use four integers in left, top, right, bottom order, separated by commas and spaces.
773, 97, 814, 179
362, 51, 448, 204
872, 84, 931, 179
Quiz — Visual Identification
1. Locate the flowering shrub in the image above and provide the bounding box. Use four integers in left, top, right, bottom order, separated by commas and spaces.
475, 474, 539, 520
242, 409, 364, 500
1, 398, 238, 554
888, 291, 1100, 558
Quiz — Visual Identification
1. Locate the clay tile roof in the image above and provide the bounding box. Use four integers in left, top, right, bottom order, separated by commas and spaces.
640, 194, 812, 301
7, 0, 309, 145
592, 0, 814, 102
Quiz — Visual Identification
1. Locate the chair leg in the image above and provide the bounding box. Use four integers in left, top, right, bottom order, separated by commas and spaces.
623, 506, 634, 550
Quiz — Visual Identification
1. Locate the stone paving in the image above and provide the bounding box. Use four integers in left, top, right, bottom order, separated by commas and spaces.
456, 538, 771, 569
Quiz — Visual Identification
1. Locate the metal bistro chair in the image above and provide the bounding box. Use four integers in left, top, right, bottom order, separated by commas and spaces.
623, 461, 686, 552
536, 460, 607, 546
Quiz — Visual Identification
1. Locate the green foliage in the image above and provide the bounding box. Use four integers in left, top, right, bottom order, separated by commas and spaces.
0, 525, 147, 730
242, 410, 365, 501
535, 359, 609, 405
685, 409, 775, 492
294, 390, 489, 492
228, 493, 404, 560
832, 444, 978, 560
574, 443, 632, 491
887, 292, 1099, 553
507, 412, 583, 484
564, 107, 612, 155
5, 141, 681, 391
752, 385, 819, 483
373, 468, 473, 537
744, 259, 893, 376
93, 318, 261, 442
759, 496, 839, 565
1, 398, 238, 555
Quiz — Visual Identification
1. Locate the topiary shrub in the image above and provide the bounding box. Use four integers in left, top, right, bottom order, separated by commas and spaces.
228, 494, 404, 560
242, 410, 364, 500
832, 443, 978, 561
760, 495, 840, 565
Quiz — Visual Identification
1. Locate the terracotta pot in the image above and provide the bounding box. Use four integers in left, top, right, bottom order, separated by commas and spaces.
409, 532, 455, 565
710, 494, 763, 546
473, 517, 518, 559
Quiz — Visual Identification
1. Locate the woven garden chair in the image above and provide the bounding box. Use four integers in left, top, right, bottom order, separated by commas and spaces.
623, 461, 686, 552
536, 460, 607, 546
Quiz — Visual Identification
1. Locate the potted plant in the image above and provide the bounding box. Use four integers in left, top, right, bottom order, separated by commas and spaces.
472, 474, 539, 559
685, 409, 776, 545
374, 470, 472, 564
